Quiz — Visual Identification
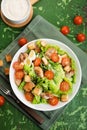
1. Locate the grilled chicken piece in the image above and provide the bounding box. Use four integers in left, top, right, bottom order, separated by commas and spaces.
65, 70, 75, 78
32, 87, 42, 96
24, 82, 35, 92
42, 57, 48, 65
64, 65, 71, 72
41, 92, 54, 99
28, 50, 36, 61
15, 79, 22, 86
18, 52, 28, 62
45, 48, 57, 58
23, 52, 29, 58
34, 66, 44, 78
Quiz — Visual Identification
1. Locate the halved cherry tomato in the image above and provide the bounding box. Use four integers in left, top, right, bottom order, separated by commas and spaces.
74, 16, 83, 25
15, 70, 24, 79
51, 53, 59, 62
18, 37, 28, 46
13, 61, 24, 71
44, 70, 54, 80
60, 81, 70, 92
0, 96, 5, 106
60, 26, 70, 35
61, 56, 71, 67
48, 96, 59, 106
34, 57, 41, 66
76, 33, 86, 42
24, 92, 34, 102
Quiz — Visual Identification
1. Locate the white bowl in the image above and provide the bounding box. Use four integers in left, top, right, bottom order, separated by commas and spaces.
1, 0, 31, 24
9, 39, 82, 111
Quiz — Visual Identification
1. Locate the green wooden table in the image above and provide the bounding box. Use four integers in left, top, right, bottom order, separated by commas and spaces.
0, 0, 87, 130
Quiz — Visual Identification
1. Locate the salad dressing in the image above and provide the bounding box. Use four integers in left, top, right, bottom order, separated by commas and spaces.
1, 0, 30, 22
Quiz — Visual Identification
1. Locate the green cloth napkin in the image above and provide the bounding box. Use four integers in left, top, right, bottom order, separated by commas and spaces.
0, 15, 87, 130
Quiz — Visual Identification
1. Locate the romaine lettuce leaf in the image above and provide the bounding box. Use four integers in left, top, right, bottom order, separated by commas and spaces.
32, 95, 41, 104
23, 64, 36, 80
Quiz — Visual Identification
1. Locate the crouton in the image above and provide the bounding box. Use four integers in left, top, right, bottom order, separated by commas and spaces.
24, 82, 35, 92
4, 68, 9, 75
5, 54, 12, 62
61, 94, 68, 102
24, 75, 31, 82
27, 42, 36, 50
0, 60, 3, 67
32, 87, 42, 96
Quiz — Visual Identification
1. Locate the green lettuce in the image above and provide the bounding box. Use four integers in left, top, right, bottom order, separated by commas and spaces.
32, 95, 41, 104
36, 77, 49, 91
18, 81, 26, 90
23, 64, 36, 80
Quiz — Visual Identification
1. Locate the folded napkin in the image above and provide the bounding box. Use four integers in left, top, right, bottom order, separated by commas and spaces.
0, 15, 87, 130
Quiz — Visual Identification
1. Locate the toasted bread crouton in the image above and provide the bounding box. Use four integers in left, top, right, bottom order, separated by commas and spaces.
61, 94, 68, 102
4, 68, 9, 75
5, 54, 12, 62
27, 42, 36, 50
0, 60, 3, 67
32, 87, 42, 96
24, 82, 35, 92
24, 75, 31, 82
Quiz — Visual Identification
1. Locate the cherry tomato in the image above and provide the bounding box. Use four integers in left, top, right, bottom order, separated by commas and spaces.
61, 56, 71, 67
15, 70, 24, 79
44, 70, 54, 80
60, 26, 70, 35
60, 81, 70, 92
0, 96, 5, 106
51, 53, 59, 62
34, 57, 41, 66
24, 92, 34, 102
13, 61, 24, 71
48, 96, 59, 106
74, 16, 83, 25
76, 33, 86, 42
18, 37, 28, 46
